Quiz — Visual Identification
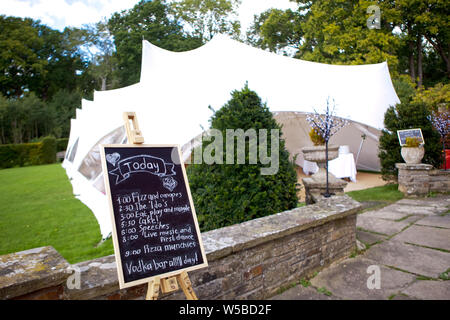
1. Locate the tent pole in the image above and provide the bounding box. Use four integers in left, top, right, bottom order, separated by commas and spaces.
355, 134, 366, 166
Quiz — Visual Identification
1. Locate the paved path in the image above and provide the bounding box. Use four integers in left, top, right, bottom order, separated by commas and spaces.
271, 195, 450, 300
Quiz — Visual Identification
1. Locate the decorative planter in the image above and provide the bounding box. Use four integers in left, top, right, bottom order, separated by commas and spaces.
301, 145, 339, 181
401, 146, 424, 164
301, 144, 347, 201
302, 145, 339, 165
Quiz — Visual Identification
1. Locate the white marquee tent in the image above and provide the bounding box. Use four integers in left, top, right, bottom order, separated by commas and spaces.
63, 34, 400, 238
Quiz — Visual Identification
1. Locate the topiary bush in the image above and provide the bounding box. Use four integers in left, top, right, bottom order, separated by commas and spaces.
187, 84, 299, 232
378, 101, 442, 181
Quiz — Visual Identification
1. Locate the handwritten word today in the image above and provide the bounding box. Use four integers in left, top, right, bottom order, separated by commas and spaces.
108, 154, 176, 185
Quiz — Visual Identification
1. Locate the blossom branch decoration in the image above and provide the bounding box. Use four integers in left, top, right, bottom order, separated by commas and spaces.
430, 110, 450, 140
306, 97, 349, 141
429, 109, 449, 170
304, 97, 349, 197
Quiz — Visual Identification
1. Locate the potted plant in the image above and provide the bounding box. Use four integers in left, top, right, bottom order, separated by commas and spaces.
401, 137, 424, 164
302, 128, 339, 165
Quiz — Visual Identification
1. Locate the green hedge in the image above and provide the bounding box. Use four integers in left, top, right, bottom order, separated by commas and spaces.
56, 138, 69, 152
0, 136, 56, 169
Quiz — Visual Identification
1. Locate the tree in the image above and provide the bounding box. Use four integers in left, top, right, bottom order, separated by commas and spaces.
294, 0, 400, 70
0, 16, 47, 99
392, 74, 417, 104
412, 0, 450, 78
0, 95, 9, 144
246, 8, 303, 55
171, 0, 241, 42
108, 0, 202, 86
47, 90, 82, 138
394, 0, 449, 87
187, 85, 299, 231
0, 15, 93, 101
37, 26, 91, 100
0, 93, 55, 144
247, 1, 400, 72
83, 20, 119, 91
412, 83, 450, 111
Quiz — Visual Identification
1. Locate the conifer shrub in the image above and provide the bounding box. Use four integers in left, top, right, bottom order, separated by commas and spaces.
187, 85, 299, 231
378, 101, 442, 180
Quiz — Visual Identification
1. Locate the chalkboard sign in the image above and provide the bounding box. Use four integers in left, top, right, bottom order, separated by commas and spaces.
397, 128, 424, 146
100, 144, 208, 289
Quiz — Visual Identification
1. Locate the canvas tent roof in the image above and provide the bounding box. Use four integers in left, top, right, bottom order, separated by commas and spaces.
273, 111, 382, 172
63, 34, 400, 238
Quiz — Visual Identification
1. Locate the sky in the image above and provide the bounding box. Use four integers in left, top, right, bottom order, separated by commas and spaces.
0, 0, 298, 33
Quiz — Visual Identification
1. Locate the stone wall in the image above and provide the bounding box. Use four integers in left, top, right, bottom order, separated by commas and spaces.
0, 195, 360, 300
429, 169, 450, 193
396, 163, 450, 197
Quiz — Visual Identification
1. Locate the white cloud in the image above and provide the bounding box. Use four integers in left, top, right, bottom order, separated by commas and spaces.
0, 0, 140, 30
0, 0, 297, 32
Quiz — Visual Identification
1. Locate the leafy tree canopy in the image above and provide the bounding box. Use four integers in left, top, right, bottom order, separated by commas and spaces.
171, 0, 241, 41
108, 0, 202, 86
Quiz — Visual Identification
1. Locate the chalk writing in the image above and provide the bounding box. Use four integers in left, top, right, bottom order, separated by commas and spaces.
102, 146, 206, 285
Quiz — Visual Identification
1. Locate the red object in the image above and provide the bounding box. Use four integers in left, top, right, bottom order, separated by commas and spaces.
442, 149, 450, 170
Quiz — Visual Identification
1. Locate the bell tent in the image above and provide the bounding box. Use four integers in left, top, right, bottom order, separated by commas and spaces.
62, 34, 400, 238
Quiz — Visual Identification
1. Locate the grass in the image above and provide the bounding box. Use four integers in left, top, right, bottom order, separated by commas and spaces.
346, 184, 404, 204
297, 202, 306, 208
0, 165, 407, 265
316, 286, 332, 296
439, 268, 450, 281
0, 164, 113, 264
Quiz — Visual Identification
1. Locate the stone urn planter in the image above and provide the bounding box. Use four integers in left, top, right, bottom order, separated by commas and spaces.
302, 145, 339, 180
401, 146, 424, 164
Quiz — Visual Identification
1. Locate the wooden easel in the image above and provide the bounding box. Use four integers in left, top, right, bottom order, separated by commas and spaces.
123, 112, 198, 301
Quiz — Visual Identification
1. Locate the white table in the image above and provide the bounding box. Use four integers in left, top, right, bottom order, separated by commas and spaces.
303, 153, 357, 182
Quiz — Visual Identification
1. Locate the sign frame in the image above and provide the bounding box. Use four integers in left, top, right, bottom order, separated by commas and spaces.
397, 128, 425, 147
100, 143, 208, 290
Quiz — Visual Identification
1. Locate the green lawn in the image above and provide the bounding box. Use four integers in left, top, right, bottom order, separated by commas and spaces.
0, 164, 404, 264
0, 164, 113, 264
346, 183, 404, 204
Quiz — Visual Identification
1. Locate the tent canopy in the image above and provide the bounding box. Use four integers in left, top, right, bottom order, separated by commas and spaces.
63, 34, 400, 238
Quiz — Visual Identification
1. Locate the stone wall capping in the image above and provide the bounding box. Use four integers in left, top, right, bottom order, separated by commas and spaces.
395, 163, 433, 171
0, 246, 71, 300
1, 195, 360, 300
202, 195, 361, 262
65, 254, 118, 300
